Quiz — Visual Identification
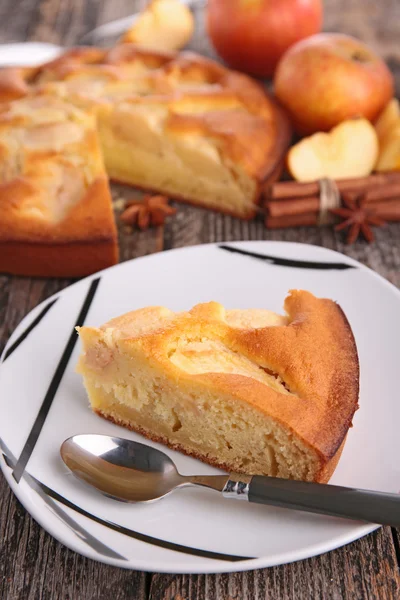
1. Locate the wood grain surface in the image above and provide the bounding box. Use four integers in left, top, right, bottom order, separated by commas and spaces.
1, 1, 400, 598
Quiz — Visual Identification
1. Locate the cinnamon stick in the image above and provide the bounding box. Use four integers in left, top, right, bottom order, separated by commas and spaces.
265, 199, 400, 229
266, 172, 400, 200
267, 185, 400, 219
268, 197, 320, 217
266, 181, 321, 200
370, 198, 400, 220
365, 183, 400, 203
265, 212, 318, 229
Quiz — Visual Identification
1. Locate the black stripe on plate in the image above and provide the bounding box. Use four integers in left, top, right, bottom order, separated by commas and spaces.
13, 277, 100, 483
1, 439, 253, 564
2, 298, 58, 362
219, 245, 355, 270
0, 438, 126, 561
39, 483, 254, 563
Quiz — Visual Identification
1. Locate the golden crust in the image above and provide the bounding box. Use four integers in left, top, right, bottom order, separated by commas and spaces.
0, 66, 39, 102
78, 290, 359, 481
0, 178, 118, 277
0, 238, 118, 278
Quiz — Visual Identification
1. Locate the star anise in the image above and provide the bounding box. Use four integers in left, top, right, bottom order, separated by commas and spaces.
330, 193, 386, 244
120, 194, 177, 230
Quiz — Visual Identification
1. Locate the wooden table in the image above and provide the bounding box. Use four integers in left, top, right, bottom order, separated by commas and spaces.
1, 1, 400, 598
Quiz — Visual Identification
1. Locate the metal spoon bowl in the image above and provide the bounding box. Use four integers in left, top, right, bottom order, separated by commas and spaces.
61, 434, 228, 503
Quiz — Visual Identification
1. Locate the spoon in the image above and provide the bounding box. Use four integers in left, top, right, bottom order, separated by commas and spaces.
61, 434, 400, 526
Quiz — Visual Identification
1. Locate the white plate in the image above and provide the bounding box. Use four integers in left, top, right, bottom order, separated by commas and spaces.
0, 42, 62, 66
1, 241, 399, 574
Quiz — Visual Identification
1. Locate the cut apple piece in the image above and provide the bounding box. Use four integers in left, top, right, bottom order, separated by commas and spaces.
376, 128, 400, 172
287, 118, 379, 182
375, 98, 400, 144
375, 99, 400, 172
120, 0, 194, 52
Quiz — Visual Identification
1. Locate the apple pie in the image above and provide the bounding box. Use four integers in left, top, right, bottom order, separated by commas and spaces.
0, 94, 118, 277
0, 45, 290, 219
76, 290, 359, 483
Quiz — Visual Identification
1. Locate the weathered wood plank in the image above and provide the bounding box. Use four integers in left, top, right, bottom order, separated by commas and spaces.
0, 480, 148, 600
149, 528, 400, 600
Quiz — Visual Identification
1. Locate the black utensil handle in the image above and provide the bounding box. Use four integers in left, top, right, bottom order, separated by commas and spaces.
248, 476, 400, 526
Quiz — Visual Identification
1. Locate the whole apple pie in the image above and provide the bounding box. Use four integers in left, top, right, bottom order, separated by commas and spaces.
0, 45, 291, 277
76, 290, 359, 483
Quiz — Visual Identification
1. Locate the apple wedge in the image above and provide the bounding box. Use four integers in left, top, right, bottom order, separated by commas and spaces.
287, 118, 379, 182
375, 99, 400, 172
375, 98, 400, 144
120, 0, 194, 52
376, 127, 400, 172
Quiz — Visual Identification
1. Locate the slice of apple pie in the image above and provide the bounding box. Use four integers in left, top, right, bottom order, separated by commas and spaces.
0, 94, 118, 277
76, 290, 359, 483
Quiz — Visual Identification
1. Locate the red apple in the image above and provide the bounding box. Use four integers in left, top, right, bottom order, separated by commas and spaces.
274, 33, 394, 135
207, 0, 322, 78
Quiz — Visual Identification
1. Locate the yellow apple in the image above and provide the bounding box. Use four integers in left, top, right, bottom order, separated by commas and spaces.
274, 33, 394, 135
287, 118, 379, 182
121, 0, 194, 52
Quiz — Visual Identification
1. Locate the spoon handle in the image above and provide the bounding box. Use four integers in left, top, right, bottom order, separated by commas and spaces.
222, 475, 400, 526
